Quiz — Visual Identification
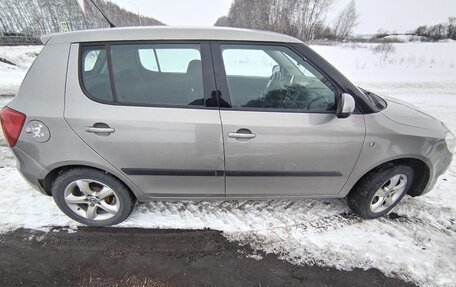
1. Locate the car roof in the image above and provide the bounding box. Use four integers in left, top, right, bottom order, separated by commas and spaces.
41, 26, 303, 45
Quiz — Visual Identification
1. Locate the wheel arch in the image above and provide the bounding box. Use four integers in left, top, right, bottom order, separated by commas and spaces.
347, 157, 431, 198
40, 163, 142, 200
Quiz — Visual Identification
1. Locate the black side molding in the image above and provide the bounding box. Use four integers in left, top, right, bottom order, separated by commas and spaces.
225, 171, 342, 177
122, 168, 342, 177
122, 168, 224, 176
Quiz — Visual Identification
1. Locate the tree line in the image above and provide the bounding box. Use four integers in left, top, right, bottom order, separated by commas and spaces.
2, 0, 453, 44
214, 0, 359, 42
415, 17, 456, 41
0, 0, 163, 39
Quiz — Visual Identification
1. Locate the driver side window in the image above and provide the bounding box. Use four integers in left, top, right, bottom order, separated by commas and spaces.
221, 45, 337, 112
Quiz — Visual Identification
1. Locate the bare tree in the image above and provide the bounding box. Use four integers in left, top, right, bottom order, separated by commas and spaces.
225, 0, 273, 30
414, 18, 456, 41
214, 16, 231, 27
332, 0, 359, 41
296, 0, 333, 40
0, 0, 164, 39
221, 0, 333, 41
448, 17, 456, 39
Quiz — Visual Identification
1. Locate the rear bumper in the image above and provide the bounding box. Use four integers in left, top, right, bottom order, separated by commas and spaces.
12, 147, 50, 195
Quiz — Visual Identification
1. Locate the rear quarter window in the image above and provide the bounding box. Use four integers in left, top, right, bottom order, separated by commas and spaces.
84, 50, 101, 71
80, 45, 113, 102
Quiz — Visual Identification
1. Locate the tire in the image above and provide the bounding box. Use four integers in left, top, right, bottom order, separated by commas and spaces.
52, 168, 135, 226
347, 163, 414, 219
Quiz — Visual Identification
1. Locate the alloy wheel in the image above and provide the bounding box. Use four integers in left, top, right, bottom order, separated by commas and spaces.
63, 179, 120, 221
369, 174, 408, 213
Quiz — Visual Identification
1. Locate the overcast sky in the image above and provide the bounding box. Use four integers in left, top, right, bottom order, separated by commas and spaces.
110, 0, 456, 34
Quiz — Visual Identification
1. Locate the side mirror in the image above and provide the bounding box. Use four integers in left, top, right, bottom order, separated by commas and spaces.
337, 93, 356, 118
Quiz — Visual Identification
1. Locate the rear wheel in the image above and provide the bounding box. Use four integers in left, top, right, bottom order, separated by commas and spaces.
52, 168, 135, 226
347, 164, 414, 219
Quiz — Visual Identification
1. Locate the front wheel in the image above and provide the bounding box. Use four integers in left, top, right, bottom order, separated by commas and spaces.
347, 164, 414, 219
52, 168, 135, 226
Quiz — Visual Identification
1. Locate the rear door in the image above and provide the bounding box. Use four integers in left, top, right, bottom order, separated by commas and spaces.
212, 43, 366, 197
64, 41, 224, 197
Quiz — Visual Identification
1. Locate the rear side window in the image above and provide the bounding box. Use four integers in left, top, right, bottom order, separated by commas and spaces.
138, 48, 201, 73
80, 46, 113, 101
80, 43, 204, 107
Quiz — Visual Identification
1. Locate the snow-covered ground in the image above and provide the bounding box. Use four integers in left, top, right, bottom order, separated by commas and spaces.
0, 43, 455, 286
0, 46, 42, 95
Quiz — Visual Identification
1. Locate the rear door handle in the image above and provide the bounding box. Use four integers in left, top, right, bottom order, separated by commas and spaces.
85, 127, 115, 133
85, 123, 115, 135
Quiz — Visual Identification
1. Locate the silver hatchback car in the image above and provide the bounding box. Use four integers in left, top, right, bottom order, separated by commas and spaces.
1, 27, 454, 226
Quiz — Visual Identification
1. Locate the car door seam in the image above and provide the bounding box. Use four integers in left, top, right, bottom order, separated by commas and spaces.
336, 114, 368, 195
209, 41, 228, 196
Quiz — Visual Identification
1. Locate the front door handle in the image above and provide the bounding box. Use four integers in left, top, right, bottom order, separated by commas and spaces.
228, 128, 256, 139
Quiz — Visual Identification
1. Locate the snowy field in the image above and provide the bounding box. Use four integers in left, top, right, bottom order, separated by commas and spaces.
0, 46, 42, 95
0, 43, 455, 286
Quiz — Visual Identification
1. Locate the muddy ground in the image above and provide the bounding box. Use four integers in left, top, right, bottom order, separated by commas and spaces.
0, 227, 416, 287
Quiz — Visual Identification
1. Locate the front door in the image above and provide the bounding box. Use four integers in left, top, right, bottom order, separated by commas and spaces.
213, 43, 365, 197
65, 42, 224, 197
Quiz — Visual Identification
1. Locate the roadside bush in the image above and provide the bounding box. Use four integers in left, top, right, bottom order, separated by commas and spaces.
371, 42, 396, 62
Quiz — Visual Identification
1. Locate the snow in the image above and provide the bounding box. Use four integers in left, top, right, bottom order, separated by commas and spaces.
0, 46, 42, 95
313, 42, 456, 84
1, 43, 456, 286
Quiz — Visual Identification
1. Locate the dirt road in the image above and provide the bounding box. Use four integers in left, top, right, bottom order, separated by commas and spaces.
0, 227, 416, 287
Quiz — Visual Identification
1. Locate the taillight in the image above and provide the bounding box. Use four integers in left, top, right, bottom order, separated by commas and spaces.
0, 107, 26, 147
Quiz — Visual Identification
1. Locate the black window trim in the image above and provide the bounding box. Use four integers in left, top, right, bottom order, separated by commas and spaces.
78, 40, 375, 114
105, 43, 118, 102
210, 41, 348, 115
78, 40, 218, 110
